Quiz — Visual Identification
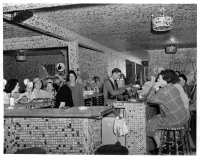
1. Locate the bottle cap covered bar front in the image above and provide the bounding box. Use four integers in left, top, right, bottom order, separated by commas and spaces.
4, 104, 114, 154
4, 101, 157, 154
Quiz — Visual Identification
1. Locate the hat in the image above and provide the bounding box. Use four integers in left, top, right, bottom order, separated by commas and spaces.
3, 79, 7, 87
46, 79, 53, 83
27, 82, 33, 87
33, 78, 42, 83
24, 79, 30, 86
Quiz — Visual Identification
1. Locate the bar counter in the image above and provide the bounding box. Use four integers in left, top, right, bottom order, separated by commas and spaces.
4, 103, 112, 118
4, 100, 158, 155
4, 103, 113, 154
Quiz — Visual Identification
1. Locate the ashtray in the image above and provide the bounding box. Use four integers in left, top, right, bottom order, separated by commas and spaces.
129, 99, 137, 102
78, 106, 88, 110
5, 106, 15, 110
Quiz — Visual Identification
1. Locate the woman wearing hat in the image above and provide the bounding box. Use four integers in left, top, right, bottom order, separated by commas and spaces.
15, 81, 36, 103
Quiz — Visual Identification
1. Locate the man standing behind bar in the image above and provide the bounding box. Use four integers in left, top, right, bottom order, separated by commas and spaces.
103, 68, 125, 105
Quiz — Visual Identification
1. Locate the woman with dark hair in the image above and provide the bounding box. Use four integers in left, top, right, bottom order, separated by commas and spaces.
67, 70, 84, 106
32, 78, 48, 99
45, 81, 55, 99
55, 73, 74, 108
4, 79, 20, 104
175, 70, 181, 76
168, 70, 190, 119
146, 70, 189, 155
179, 74, 190, 97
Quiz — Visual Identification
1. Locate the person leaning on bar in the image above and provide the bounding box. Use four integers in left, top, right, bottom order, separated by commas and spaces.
146, 70, 189, 155
103, 68, 126, 105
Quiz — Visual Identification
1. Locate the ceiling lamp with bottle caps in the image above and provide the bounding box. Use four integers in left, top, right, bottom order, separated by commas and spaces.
151, 7, 174, 32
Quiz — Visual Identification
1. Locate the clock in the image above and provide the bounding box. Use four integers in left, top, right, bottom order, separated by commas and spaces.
56, 62, 65, 72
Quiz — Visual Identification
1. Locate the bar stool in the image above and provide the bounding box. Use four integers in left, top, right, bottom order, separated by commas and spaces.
158, 124, 191, 155
14, 147, 46, 154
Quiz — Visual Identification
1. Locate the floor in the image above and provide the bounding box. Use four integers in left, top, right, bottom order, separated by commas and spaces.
190, 111, 196, 155
190, 131, 196, 155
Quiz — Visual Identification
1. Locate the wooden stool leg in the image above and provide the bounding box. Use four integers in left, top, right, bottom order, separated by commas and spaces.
184, 127, 191, 155
159, 129, 165, 154
179, 129, 186, 155
168, 130, 173, 155
174, 130, 178, 155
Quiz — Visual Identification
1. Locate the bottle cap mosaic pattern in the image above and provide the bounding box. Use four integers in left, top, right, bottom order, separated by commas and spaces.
112, 102, 158, 155
4, 118, 101, 154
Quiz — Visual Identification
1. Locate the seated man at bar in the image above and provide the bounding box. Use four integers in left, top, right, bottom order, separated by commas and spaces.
146, 70, 189, 155
103, 68, 125, 105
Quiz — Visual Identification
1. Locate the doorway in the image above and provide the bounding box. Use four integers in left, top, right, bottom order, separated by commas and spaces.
126, 60, 135, 85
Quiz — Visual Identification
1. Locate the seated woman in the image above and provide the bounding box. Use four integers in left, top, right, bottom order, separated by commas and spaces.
189, 71, 197, 111
67, 70, 84, 106
179, 74, 191, 97
169, 70, 190, 120
4, 79, 20, 104
146, 70, 189, 155
32, 78, 48, 99
15, 81, 36, 103
45, 80, 55, 99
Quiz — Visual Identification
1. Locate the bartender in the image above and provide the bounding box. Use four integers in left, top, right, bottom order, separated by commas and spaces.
103, 68, 126, 105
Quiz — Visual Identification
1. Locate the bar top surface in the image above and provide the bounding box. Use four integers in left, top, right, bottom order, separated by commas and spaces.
4, 103, 114, 118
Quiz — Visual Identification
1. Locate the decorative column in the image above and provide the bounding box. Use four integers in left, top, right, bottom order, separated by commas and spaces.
61, 49, 68, 75
68, 41, 79, 72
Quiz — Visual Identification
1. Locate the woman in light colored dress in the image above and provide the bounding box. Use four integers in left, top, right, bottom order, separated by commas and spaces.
45, 81, 55, 99
15, 81, 36, 103
32, 78, 48, 99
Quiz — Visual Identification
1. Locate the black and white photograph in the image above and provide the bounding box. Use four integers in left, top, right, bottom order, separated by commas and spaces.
2, 1, 198, 157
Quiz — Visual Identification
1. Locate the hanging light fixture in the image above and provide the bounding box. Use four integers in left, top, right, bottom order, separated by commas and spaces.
16, 50, 26, 62
165, 38, 178, 54
152, 7, 174, 31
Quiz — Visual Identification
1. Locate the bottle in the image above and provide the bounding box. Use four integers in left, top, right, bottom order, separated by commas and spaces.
9, 94, 15, 106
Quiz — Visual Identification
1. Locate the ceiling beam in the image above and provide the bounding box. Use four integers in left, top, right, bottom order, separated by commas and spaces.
3, 3, 72, 13
3, 35, 68, 51
3, 13, 106, 53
